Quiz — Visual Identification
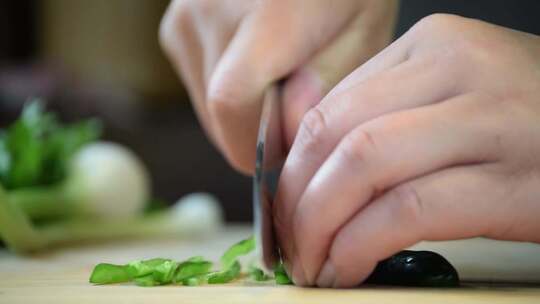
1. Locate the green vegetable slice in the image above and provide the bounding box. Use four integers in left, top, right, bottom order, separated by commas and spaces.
274, 262, 292, 285
207, 260, 241, 284
153, 260, 179, 284
182, 274, 209, 286
134, 274, 161, 287
248, 266, 270, 281
88, 236, 290, 287
89, 263, 131, 284
220, 236, 254, 270
175, 260, 213, 283
126, 258, 170, 278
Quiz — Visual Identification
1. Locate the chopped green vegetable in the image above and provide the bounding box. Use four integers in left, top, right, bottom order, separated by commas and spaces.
88, 236, 285, 287
207, 261, 241, 284
220, 236, 254, 270
153, 260, 179, 284
126, 258, 170, 278
186, 256, 205, 262
134, 274, 161, 287
175, 260, 213, 282
89, 263, 131, 284
182, 274, 208, 286
249, 266, 271, 281
274, 262, 292, 285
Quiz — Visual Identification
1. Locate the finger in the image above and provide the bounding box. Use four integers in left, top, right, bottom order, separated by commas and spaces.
281, 1, 399, 147
291, 92, 501, 285
320, 164, 507, 287
207, 0, 363, 173
192, 1, 253, 85
275, 52, 463, 276
159, 0, 212, 141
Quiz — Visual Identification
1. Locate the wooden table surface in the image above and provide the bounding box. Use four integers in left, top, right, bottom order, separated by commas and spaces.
1, 225, 539, 304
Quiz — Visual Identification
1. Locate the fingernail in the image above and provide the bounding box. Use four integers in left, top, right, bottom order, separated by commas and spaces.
316, 261, 336, 288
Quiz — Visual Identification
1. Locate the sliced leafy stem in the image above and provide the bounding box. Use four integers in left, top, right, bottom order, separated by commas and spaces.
220, 236, 254, 270
207, 260, 241, 284
248, 266, 271, 281
89, 263, 131, 284
274, 262, 292, 285
175, 260, 213, 283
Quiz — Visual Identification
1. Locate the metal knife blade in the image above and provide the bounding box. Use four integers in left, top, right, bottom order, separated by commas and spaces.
253, 85, 284, 272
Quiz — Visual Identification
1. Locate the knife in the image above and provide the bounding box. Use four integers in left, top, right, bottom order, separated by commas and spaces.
253, 85, 284, 272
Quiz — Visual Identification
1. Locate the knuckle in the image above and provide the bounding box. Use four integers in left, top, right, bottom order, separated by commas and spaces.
412, 13, 463, 35
389, 184, 424, 226
158, 0, 193, 51
336, 129, 378, 167
191, 0, 217, 20
296, 107, 330, 152
206, 85, 242, 119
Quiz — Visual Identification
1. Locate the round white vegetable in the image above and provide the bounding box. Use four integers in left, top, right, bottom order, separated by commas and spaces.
67, 141, 150, 219
172, 193, 224, 232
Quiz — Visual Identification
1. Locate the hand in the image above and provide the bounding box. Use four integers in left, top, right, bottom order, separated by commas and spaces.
274, 14, 540, 288
159, 0, 398, 174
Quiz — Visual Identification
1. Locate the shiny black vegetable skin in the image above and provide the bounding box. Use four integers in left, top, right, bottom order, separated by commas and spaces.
365, 250, 459, 287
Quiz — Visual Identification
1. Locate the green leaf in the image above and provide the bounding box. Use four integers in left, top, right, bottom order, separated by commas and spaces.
248, 266, 270, 281
175, 260, 213, 283
134, 274, 161, 287
187, 256, 205, 263
220, 236, 254, 270
0, 100, 101, 190
274, 262, 292, 285
207, 261, 241, 284
153, 260, 179, 284
126, 258, 170, 278
89, 263, 131, 284
181, 274, 210, 286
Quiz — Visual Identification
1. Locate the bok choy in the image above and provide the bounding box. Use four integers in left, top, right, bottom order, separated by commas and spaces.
0, 101, 223, 253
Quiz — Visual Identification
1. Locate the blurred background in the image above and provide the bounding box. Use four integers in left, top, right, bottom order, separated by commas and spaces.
1, 0, 539, 222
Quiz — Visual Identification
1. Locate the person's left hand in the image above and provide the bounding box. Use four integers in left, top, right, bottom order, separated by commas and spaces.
274, 14, 540, 288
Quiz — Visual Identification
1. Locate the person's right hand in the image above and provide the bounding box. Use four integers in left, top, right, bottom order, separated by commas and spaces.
160, 0, 398, 174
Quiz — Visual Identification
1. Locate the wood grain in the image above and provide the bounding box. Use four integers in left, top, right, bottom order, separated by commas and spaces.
1, 225, 539, 304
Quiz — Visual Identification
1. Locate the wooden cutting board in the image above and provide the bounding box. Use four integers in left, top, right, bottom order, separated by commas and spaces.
1, 225, 539, 304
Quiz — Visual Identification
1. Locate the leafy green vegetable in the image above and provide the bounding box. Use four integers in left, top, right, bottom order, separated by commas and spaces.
220, 236, 254, 270
182, 274, 209, 286
89, 263, 131, 284
175, 260, 213, 282
207, 261, 241, 284
88, 236, 285, 287
153, 260, 179, 284
0, 101, 101, 190
0, 185, 46, 252
249, 266, 271, 281
274, 262, 292, 285
126, 258, 170, 278
134, 274, 161, 287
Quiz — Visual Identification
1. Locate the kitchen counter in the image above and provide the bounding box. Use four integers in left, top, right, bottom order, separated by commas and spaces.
1, 225, 539, 303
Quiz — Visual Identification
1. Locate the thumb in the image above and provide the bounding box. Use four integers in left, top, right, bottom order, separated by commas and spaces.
207, 0, 362, 174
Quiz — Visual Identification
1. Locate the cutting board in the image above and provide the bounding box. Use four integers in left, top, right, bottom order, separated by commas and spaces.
1, 225, 539, 304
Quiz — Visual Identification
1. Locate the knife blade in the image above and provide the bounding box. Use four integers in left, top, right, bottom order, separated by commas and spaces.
253, 85, 284, 272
